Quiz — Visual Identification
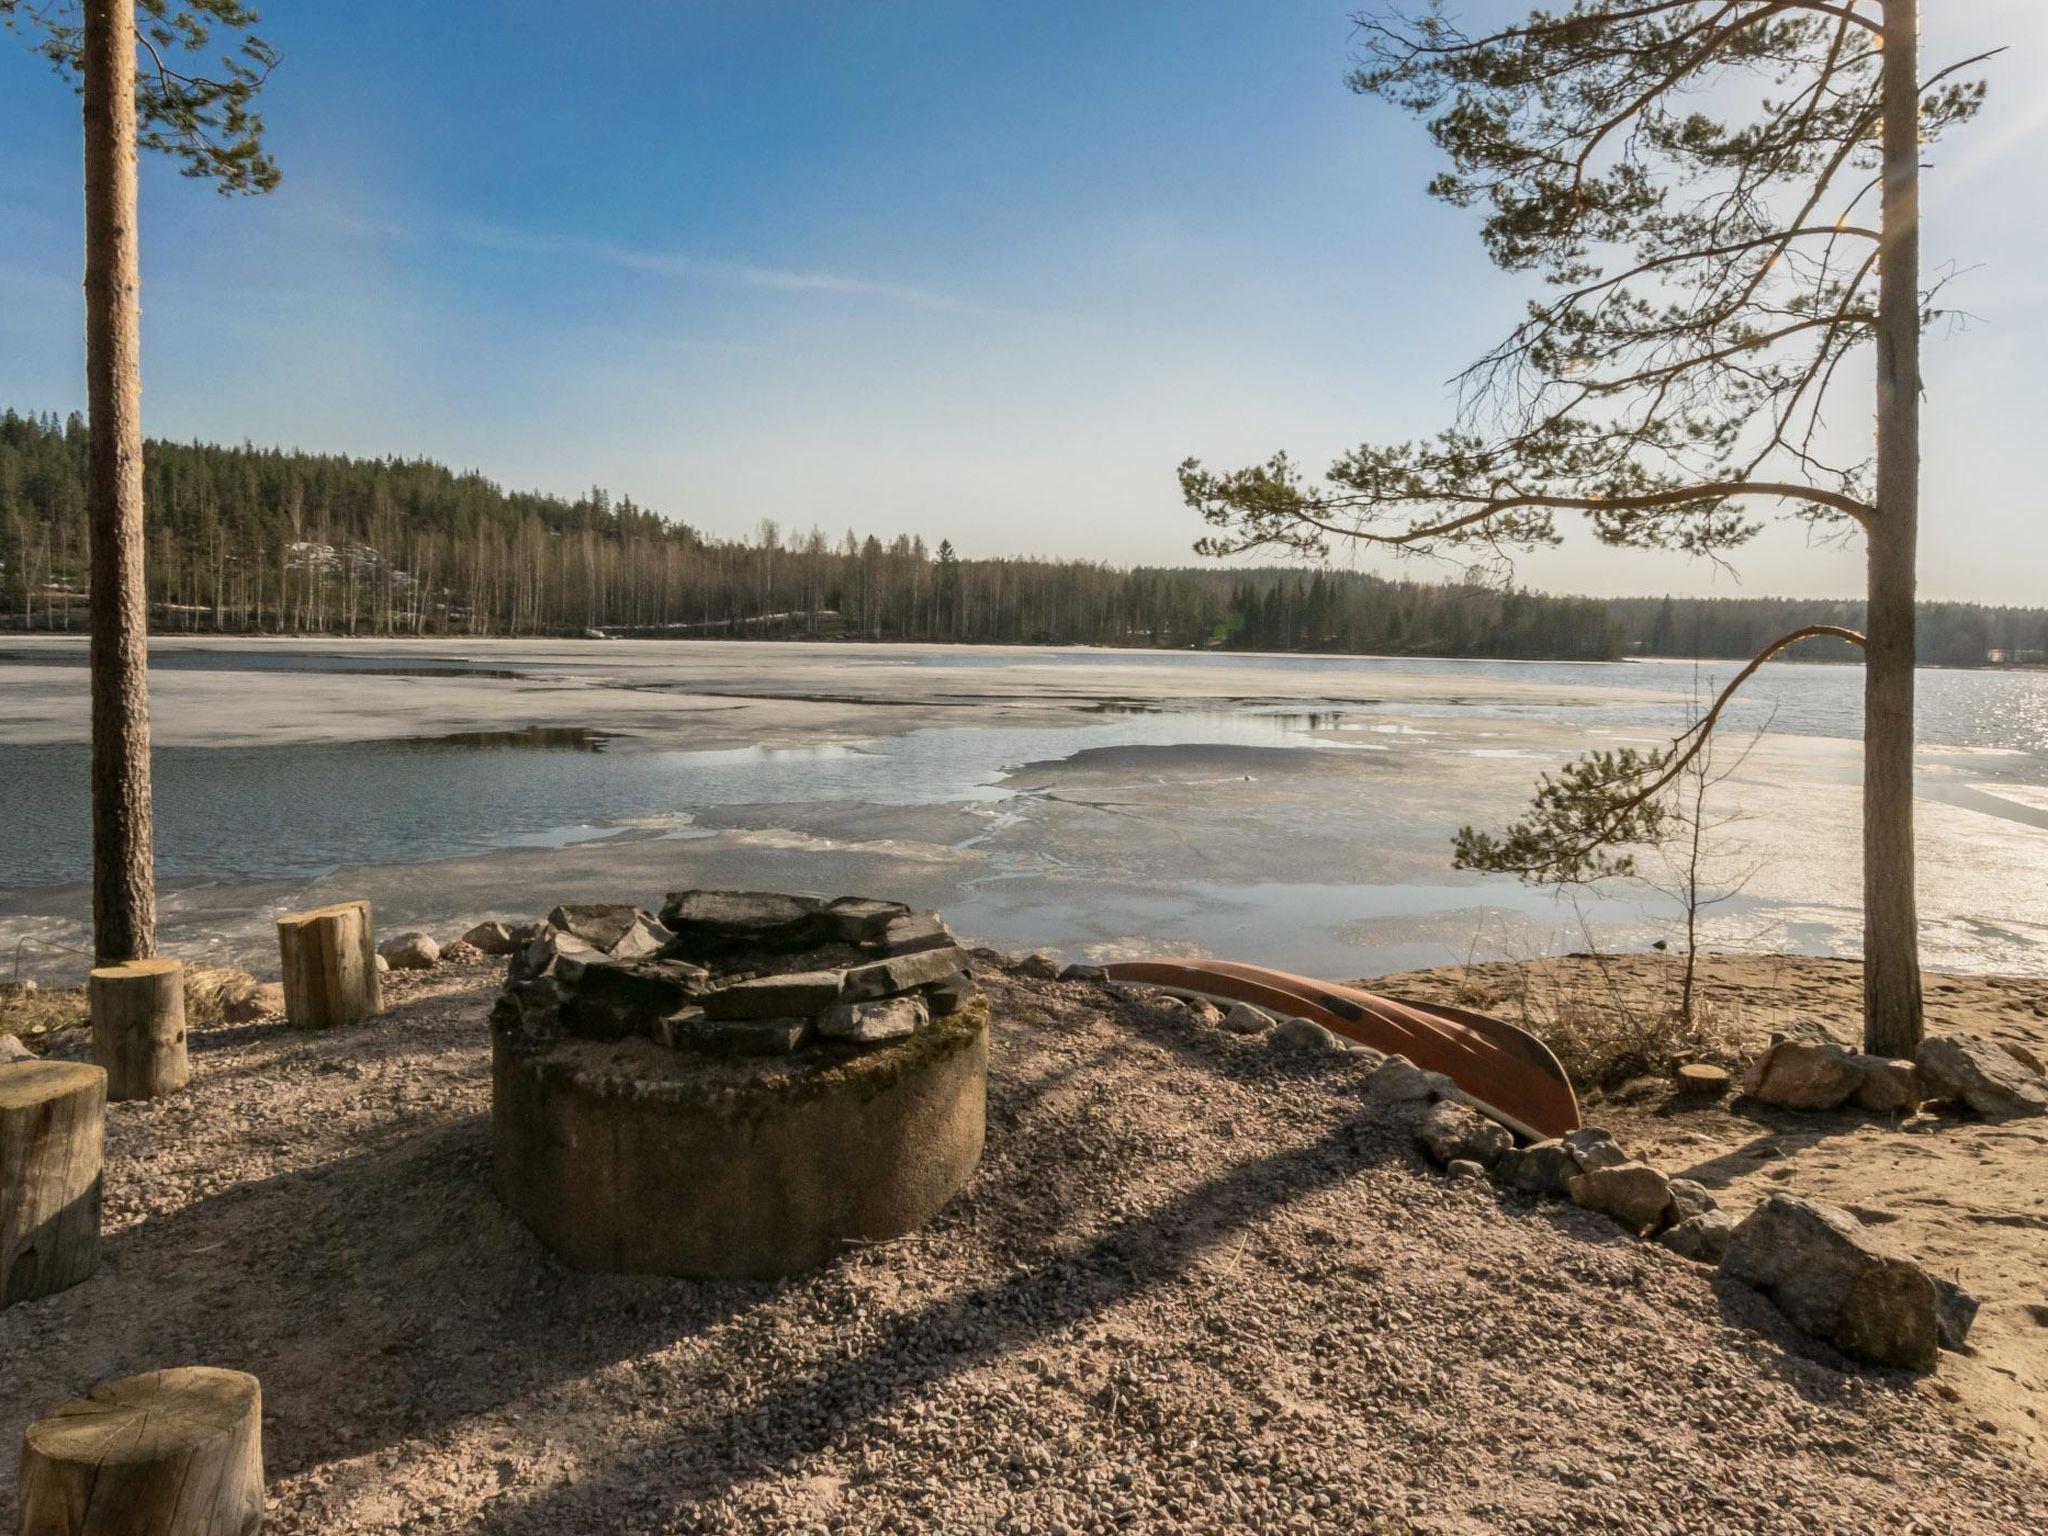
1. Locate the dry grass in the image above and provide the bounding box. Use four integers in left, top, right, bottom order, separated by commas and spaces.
1, 964, 255, 1057
1436, 953, 1747, 1089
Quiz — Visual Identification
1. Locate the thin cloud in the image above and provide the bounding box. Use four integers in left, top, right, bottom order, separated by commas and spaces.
456, 220, 1015, 319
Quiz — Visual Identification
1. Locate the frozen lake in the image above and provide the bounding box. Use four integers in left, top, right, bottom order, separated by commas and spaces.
3, 636, 2045, 982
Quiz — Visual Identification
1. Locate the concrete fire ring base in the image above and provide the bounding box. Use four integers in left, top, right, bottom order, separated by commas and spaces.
492, 1003, 988, 1278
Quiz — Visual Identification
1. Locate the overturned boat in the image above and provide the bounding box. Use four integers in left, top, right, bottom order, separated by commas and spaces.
1103, 959, 1580, 1141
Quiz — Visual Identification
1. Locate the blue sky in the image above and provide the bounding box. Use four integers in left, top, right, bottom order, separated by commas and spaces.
2, 1, 2043, 601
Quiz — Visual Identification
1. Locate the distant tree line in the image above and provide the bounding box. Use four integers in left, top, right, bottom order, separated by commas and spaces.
2, 409, 2040, 664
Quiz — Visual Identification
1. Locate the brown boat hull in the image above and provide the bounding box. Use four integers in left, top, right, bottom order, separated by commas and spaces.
1102, 959, 1580, 1140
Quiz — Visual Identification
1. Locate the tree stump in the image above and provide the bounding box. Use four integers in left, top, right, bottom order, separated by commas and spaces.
1, 1062, 105, 1309
18, 1366, 264, 1536
89, 958, 190, 1101
276, 900, 381, 1030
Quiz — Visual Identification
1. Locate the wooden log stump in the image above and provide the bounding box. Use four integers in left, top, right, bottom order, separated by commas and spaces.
1, 1062, 105, 1309
89, 958, 189, 1101
18, 1366, 264, 1536
276, 900, 381, 1031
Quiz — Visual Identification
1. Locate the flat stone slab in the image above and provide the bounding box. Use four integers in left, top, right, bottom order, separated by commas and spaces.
842, 946, 972, 1002
702, 970, 848, 1021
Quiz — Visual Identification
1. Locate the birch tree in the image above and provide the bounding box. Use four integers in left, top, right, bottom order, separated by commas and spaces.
1179, 0, 1987, 1055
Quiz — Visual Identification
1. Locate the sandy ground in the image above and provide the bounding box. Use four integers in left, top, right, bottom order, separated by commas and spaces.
1373, 952, 2048, 1477
4, 955, 2044, 1533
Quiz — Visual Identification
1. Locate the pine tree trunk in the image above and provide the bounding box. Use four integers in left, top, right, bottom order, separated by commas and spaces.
1864, 0, 1924, 1057
83, 0, 156, 965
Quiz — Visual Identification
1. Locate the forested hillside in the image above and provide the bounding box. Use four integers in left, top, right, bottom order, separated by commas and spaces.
3, 410, 2042, 664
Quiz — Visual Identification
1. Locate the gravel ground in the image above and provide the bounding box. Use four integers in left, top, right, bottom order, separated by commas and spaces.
4, 956, 2041, 1534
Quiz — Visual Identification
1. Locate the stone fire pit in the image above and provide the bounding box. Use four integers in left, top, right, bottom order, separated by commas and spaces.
489, 890, 988, 1278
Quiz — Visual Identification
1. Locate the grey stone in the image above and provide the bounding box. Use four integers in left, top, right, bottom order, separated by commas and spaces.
1059, 963, 1110, 984
379, 931, 440, 970
702, 969, 848, 1022
818, 993, 928, 1044
374, 953, 390, 974
1849, 1054, 1921, 1115
1568, 1162, 1675, 1235
658, 889, 829, 955
1720, 1194, 1942, 1371
1562, 1126, 1630, 1173
872, 910, 957, 956
1365, 1055, 1436, 1103
1416, 1100, 1513, 1169
607, 913, 675, 961
646, 1006, 707, 1049
1221, 1002, 1272, 1036
1445, 1159, 1488, 1181
843, 946, 974, 1002
1667, 1177, 1719, 1223
1495, 1138, 1581, 1198
0, 1034, 33, 1064
462, 920, 519, 955
680, 1015, 812, 1056
1183, 998, 1224, 1028
1272, 1017, 1341, 1052
1742, 1037, 1861, 1110
821, 896, 912, 944
517, 925, 598, 981
546, 904, 647, 953
1013, 952, 1062, 980
1915, 1034, 2048, 1119
562, 957, 711, 1018
44, 1031, 94, 1062
1658, 1210, 1735, 1265
925, 973, 979, 1016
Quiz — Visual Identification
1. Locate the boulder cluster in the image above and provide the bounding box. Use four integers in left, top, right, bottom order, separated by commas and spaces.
1404, 1076, 1977, 1372
490, 890, 977, 1058
1743, 1027, 2047, 1119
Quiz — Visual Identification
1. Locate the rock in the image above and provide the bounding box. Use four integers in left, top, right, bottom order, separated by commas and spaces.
1915, 1035, 2048, 1119
2004, 1040, 2048, 1076
1495, 1138, 1581, 1198
1059, 963, 1109, 984
546, 904, 648, 953
1567, 1162, 1675, 1235
871, 911, 957, 956
1667, 1177, 1719, 1223
818, 993, 928, 1044
1364, 1055, 1436, 1103
1673, 1062, 1732, 1102
1562, 1126, 1630, 1173
0, 1035, 32, 1063
702, 970, 847, 1022
1720, 1194, 1943, 1371
1932, 1276, 1981, 1352
843, 946, 974, 1003
1221, 1002, 1272, 1036
222, 982, 285, 1023
1445, 1159, 1488, 1181
1658, 1210, 1735, 1265
440, 940, 484, 964
1012, 952, 1062, 981
1849, 1054, 1921, 1115
924, 973, 979, 1016
1271, 1017, 1341, 1052
1743, 1037, 1862, 1110
373, 953, 390, 974
607, 913, 675, 961
820, 896, 912, 944
1610, 1075, 1668, 1104
379, 931, 441, 970
44, 1031, 94, 1063
672, 1015, 811, 1056
462, 921, 519, 955
517, 925, 598, 981
658, 890, 829, 955
646, 1006, 707, 1049
1183, 998, 1224, 1028
1415, 1100, 1513, 1169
